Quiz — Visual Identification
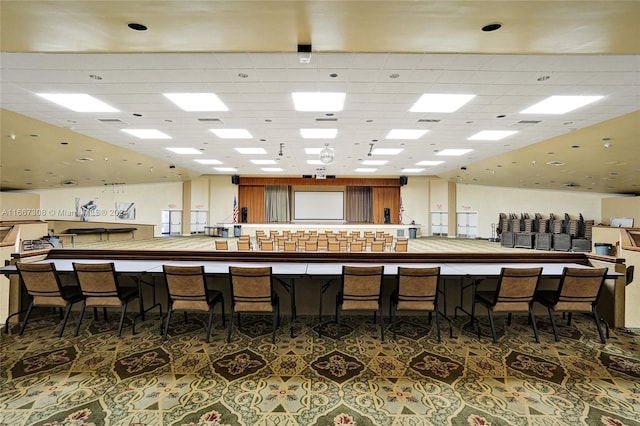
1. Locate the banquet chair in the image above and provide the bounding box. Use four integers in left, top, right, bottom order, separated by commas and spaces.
237, 239, 251, 251
162, 265, 225, 343
394, 238, 408, 252
215, 240, 228, 250
390, 267, 452, 342
474, 267, 542, 343
534, 267, 608, 343
228, 266, 280, 343
371, 240, 385, 252
73, 262, 139, 337
13, 262, 83, 337
335, 265, 385, 340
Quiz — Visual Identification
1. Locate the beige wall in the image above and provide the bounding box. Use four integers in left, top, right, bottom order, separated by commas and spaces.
400, 176, 430, 236
35, 182, 183, 236
602, 196, 640, 227
456, 184, 609, 239
208, 175, 238, 225
0, 192, 40, 221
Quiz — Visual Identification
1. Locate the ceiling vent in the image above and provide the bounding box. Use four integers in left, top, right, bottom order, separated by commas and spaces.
417, 119, 441, 123
517, 120, 542, 124
315, 118, 338, 122
563, 183, 580, 188
546, 161, 566, 166
197, 118, 222, 122
76, 157, 94, 162
61, 180, 78, 186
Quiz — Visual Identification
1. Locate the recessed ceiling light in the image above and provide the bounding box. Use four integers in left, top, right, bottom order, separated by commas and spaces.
307, 159, 323, 165
416, 160, 445, 166
37, 93, 119, 112
355, 168, 377, 172
401, 168, 425, 173
251, 159, 277, 165
409, 94, 475, 113
164, 93, 228, 111
214, 167, 238, 172
436, 149, 473, 156
292, 92, 346, 111
121, 129, 171, 139
166, 147, 202, 155
371, 148, 403, 156
235, 147, 267, 155
362, 160, 388, 165
521, 95, 603, 114
300, 128, 338, 139
305, 148, 322, 155
261, 167, 283, 172
194, 159, 223, 165
468, 130, 518, 141
210, 128, 253, 139
386, 129, 429, 140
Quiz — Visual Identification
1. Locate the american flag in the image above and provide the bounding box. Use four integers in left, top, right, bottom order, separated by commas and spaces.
399, 197, 405, 223
232, 196, 238, 224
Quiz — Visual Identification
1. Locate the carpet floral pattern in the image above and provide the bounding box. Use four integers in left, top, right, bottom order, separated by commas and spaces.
1, 313, 639, 426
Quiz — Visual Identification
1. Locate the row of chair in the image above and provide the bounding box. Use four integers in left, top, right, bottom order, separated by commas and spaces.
10, 262, 611, 345
11, 262, 278, 344
215, 235, 409, 252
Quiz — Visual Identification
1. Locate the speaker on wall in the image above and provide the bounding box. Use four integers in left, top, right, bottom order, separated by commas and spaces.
399, 175, 408, 186
241, 207, 248, 223
384, 207, 391, 224
302, 175, 313, 179
231, 175, 240, 184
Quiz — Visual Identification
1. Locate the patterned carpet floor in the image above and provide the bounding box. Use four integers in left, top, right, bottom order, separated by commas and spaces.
1, 312, 639, 426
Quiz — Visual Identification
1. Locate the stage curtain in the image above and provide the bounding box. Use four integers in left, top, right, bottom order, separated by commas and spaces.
265, 185, 290, 223
346, 186, 372, 223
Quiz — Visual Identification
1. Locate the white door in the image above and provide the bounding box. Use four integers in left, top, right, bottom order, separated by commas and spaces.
161, 210, 182, 235
430, 212, 448, 236
190, 210, 208, 234
457, 212, 478, 238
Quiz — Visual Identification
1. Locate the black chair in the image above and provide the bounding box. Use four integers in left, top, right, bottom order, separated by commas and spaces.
13, 262, 82, 337
73, 262, 139, 337
162, 265, 225, 343
228, 266, 279, 344
335, 265, 385, 341
535, 267, 608, 344
475, 267, 543, 343
390, 266, 452, 342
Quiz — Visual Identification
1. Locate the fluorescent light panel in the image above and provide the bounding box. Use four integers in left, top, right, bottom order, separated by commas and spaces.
362, 160, 388, 165
210, 129, 253, 139
371, 148, 403, 156
402, 168, 425, 173
300, 128, 338, 139
163, 93, 228, 111
194, 159, 223, 165
468, 130, 518, 141
251, 159, 277, 165
122, 129, 171, 139
416, 160, 445, 166
437, 149, 473, 156
521, 95, 603, 114
292, 92, 346, 111
261, 168, 283, 172
355, 168, 377, 172
37, 93, 119, 112
307, 159, 323, 165
305, 148, 322, 155
235, 147, 267, 155
386, 129, 428, 140
214, 167, 238, 172
409, 94, 475, 113
166, 147, 202, 155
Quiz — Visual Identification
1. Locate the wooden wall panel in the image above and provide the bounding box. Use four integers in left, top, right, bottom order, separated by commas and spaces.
373, 187, 400, 224
239, 177, 400, 187
238, 186, 264, 223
